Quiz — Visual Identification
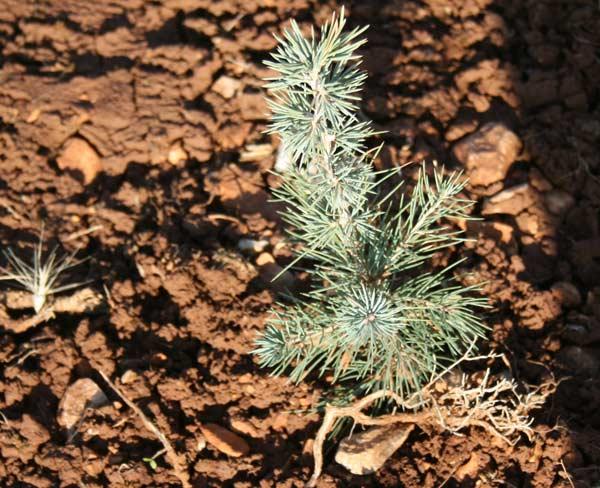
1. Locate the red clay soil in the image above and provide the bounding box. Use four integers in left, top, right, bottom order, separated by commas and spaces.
0, 0, 599, 486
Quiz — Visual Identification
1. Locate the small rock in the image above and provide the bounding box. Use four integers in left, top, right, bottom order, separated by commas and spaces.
557, 346, 600, 376
239, 143, 273, 163
544, 189, 575, 216
196, 433, 207, 452
120, 370, 138, 384
452, 122, 522, 188
551, 281, 582, 308
212, 75, 241, 99
274, 144, 292, 173
168, 142, 188, 165
335, 423, 414, 475
57, 378, 108, 430
57, 137, 102, 184
200, 423, 250, 457
238, 238, 269, 254
482, 183, 539, 216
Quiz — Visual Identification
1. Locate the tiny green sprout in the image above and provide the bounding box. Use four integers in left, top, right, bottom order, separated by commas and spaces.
142, 457, 158, 471
142, 447, 166, 471
0, 226, 89, 313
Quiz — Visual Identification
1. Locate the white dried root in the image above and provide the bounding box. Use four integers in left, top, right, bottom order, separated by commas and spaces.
307, 352, 558, 487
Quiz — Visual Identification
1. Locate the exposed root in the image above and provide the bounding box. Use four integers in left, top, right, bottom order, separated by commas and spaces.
307, 357, 558, 487
97, 369, 191, 488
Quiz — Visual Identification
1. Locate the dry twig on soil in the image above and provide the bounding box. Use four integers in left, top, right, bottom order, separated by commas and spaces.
97, 369, 192, 488
2, 287, 104, 333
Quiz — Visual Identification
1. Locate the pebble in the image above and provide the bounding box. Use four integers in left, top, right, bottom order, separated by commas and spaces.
452, 122, 522, 188
237, 238, 269, 254
335, 423, 414, 475
482, 183, 538, 216
200, 423, 250, 457
167, 142, 188, 165
212, 75, 241, 99
57, 378, 108, 430
57, 137, 103, 184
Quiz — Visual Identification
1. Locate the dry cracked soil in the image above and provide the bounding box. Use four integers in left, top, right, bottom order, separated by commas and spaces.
0, 0, 599, 487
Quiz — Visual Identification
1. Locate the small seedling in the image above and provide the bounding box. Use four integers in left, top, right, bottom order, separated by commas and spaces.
142, 448, 166, 471
254, 9, 487, 401
0, 226, 89, 313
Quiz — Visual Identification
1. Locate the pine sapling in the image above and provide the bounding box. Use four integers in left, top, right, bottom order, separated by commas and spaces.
254, 9, 486, 402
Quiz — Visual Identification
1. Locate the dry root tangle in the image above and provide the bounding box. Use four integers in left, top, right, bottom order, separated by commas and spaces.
307, 352, 558, 487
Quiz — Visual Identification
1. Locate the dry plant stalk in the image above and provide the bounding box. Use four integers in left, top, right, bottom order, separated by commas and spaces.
2, 287, 103, 333
307, 359, 557, 487
97, 369, 191, 488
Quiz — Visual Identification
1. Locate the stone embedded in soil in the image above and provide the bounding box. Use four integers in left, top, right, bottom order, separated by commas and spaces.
335, 423, 414, 475
212, 75, 241, 99
57, 378, 108, 430
452, 122, 522, 188
167, 142, 188, 165
200, 423, 250, 457
482, 183, 540, 216
56, 137, 102, 184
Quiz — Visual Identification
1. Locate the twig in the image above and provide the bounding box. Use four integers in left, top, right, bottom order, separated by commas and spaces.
97, 369, 191, 488
2, 287, 103, 334
64, 225, 103, 242
559, 458, 575, 488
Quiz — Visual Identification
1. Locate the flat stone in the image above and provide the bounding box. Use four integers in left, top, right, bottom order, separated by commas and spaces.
453, 122, 522, 188
57, 137, 102, 184
200, 423, 250, 457
57, 378, 108, 430
482, 183, 539, 216
212, 75, 241, 99
335, 423, 414, 475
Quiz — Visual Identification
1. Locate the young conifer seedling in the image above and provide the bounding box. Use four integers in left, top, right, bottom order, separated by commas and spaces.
254, 10, 486, 405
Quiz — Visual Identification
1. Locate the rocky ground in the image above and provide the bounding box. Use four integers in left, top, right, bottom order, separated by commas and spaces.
0, 0, 599, 486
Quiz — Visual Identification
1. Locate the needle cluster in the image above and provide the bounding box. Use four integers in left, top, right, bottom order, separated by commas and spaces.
0, 228, 88, 313
254, 9, 486, 400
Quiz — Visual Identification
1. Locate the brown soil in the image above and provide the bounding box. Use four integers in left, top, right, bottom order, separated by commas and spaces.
0, 0, 599, 487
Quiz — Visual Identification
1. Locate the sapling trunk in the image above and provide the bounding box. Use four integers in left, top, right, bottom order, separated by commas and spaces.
254, 8, 487, 402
